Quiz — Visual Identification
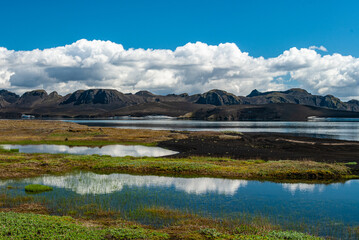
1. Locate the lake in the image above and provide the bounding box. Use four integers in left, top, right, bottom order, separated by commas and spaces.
63, 119, 359, 141
0, 144, 178, 157
1, 172, 358, 239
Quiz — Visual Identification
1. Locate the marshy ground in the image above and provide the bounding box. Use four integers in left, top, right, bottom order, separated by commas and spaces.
0, 120, 358, 239
158, 131, 359, 175
0, 120, 357, 180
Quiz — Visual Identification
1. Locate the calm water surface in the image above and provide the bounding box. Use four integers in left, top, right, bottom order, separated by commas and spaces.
0, 144, 177, 157
1, 172, 358, 239
64, 119, 359, 141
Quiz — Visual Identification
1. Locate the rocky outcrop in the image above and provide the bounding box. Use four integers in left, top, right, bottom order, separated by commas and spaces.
0, 96, 9, 108
196, 89, 243, 106
61, 89, 134, 106
347, 100, 359, 112
12, 90, 63, 108
246, 89, 262, 97
14, 90, 49, 107
135, 91, 156, 97
0, 90, 19, 103
0, 87, 358, 119
244, 88, 359, 111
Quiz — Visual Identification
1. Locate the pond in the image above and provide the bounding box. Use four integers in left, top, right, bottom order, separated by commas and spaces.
0, 144, 178, 157
63, 119, 359, 141
1, 172, 358, 239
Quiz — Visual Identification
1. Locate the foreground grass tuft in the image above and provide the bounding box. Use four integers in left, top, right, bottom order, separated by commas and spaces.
0, 211, 323, 240
0, 212, 169, 240
267, 230, 323, 240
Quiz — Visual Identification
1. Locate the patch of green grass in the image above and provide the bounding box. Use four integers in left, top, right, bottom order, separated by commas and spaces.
0, 202, 325, 240
0, 146, 19, 153
345, 162, 358, 165
107, 228, 169, 240
221, 130, 243, 135
198, 229, 323, 240
25, 184, 53, 193
0, 212, 169, 240
266, 230, 323, 239
199, 228, 225, 239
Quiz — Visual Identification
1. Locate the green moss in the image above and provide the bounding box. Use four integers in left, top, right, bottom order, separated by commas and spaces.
345, 162, 358, 165
25, 184, 53, 193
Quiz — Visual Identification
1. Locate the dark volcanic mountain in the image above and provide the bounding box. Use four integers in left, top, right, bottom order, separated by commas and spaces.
243, 88, 355, 111
0, 88, 358, 120
0, 90, 19, 107
0, 96, 9, 108
195, 89, 243, 106
14, 90, 62, 108
60, 89, 136, 106
184, 103, 359, 121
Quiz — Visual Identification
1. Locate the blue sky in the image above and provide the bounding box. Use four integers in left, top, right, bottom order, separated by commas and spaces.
1, 0, 359, 57
0, 0, 359, 99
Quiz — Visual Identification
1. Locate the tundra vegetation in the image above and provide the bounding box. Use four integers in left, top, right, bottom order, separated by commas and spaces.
0, 120, 355, 181
0, 120, 357, 239
0, 209, 325, 239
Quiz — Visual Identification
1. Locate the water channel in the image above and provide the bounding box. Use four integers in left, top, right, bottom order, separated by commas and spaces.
64, 119, 359, 141
1, 172, 358, 239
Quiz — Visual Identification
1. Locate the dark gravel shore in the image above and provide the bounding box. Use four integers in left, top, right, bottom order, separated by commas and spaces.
158, 132, 359, 174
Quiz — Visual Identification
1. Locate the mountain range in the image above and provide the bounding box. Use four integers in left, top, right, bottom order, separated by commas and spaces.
0, 88, 359, 121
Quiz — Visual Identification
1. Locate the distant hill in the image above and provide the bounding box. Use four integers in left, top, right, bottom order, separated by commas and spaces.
0, 88, 358, 120
243, 88, 359, 112
182, 103, 359, 121
0, 90, 19, 104
195, 89, 243, 105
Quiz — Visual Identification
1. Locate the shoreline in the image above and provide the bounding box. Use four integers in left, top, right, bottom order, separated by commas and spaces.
0, 120, 356, 239
0, 120, 358, 181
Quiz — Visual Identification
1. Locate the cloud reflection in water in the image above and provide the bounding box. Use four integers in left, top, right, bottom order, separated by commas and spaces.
1, 144, 177, 157
5, 172, 248, 195
282, 183, 325, 194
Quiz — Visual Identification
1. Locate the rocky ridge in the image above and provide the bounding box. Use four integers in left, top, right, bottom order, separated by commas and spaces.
0, 88, 358, 120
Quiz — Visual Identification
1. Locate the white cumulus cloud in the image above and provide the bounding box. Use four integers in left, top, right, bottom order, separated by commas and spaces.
309, 45, 328, 52
0, 39, 358, 100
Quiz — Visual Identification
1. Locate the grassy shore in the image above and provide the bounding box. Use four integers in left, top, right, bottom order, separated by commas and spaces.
0, 210, 324, 240
0, 120, 356, 181
0, 192, 329, 239
0, 120, 354, 239
0, 148, 353, 181
0, 120, 185, 146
